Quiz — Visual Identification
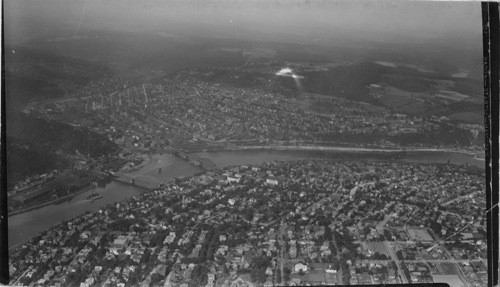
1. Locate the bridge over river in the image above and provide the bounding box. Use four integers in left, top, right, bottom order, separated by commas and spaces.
170, 148, 218, 170
104, 148, 217, 190
112, 173, 168, 190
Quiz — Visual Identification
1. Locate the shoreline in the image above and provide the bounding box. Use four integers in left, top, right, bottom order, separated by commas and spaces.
7, 187, 95, 251
8, 146, 483, 217
198, 144, 484, 158
8, 147, 484, 251
7, 178, 155, 217
7, 185, 95, 217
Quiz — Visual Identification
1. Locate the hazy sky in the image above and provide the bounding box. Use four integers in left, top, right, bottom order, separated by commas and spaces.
5, 0, 482, 45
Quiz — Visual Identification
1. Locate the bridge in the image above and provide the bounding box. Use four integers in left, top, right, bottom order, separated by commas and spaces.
113, 173, 168, 190
170, 148, 218, 170
105, 148, 217, 190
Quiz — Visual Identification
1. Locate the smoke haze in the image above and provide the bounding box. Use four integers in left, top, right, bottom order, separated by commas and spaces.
5, 0, 482, 47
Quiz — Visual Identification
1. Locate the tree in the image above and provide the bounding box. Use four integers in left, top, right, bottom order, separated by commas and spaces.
150, 273, 163, 284
284, 267, 291, 282
396, 250, 404, 260
324, 226, 333, 241
276, 268, 282, 283
363, 226, 371, 236
244, 209, 254, 221
141, 249, 151, 264
252, 256, 271, 269
250, 268, 267, 284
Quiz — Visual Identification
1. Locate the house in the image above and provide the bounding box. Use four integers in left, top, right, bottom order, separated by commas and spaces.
113, 237, 129, 249
155, 264, 168, 276
164, 232, 176, 244
235, 245, 244, 255
94, 266, 103, 274
229, 276, 252, 287
80, 231, 91, 240
266, 178, 279, 186
294, 263, 309, 273
289, 247, 297, 259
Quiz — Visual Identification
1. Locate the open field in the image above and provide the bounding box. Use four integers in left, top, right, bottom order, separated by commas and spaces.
448, 112, 484, 124
435, 90, 470, 101
407, 228, 434, 242
432, 274, 466, 287
376, 86, 422, 108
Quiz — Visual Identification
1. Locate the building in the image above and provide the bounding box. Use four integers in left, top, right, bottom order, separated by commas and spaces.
294, 263, 308, 273
113, 237, 129, 249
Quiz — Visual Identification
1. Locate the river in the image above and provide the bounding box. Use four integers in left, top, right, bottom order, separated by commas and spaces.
8, 149, 485, 249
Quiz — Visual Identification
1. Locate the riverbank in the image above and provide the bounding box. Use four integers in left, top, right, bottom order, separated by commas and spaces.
8, 154, 203, 249
8, 146, 483, 217
228, 145, 483, 157
8, 149, 484, 249
182, 141, 484, 157
196, 148, 485, 170
8, 185, 95, 217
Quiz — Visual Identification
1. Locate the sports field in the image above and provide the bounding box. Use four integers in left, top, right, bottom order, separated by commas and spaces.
407, 228, 434, 241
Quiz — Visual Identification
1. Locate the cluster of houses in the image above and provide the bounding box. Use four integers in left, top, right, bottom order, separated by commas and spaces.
9, 159, 486, 286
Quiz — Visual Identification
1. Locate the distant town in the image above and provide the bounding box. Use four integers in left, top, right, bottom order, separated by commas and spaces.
24, 63, 484, 153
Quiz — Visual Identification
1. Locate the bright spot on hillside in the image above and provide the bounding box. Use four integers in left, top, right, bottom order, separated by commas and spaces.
275, 67, 304, 79
276, 67, 293, 76
275, 67, 304, 90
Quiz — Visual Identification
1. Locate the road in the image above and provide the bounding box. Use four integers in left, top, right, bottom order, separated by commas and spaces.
376, 212, 396, 231
10, 268, 30, 286
384, 241, 408, 284
278, 223, 286, 285
439, 242, 471, 287
399, 259, 482, 264
330, 232, 343, 284
441, 190, 482, 206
